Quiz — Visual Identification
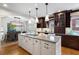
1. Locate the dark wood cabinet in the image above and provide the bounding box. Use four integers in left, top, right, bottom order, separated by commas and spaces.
37, 16, 54, 28
54, 13, 65, 27
54, 10, 79, 50
37, 17, 46, 28
37, 23, 41, 28
54, 10, 70, 34
62, 35, 79, 50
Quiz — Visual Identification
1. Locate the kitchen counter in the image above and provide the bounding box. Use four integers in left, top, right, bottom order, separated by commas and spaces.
19, 33, 61, 43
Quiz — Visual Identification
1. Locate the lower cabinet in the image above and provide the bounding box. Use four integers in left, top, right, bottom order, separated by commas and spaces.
24, 37, 34, 54
18, 35, 25, 48
24, 36, 29, 51
33, 39, 41, 55
27, 38, 34, 54
40, 41, 55, 55
18, 34, 22, 46
18, 34, 61, 55
62, 35, 79, 50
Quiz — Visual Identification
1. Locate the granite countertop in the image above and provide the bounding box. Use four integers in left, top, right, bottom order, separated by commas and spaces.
55, 33, 79, 37
19, 33, 61, 43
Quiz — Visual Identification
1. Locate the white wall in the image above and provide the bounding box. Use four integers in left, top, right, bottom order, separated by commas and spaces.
0, 8, 17, 34
0, 8, 34, 34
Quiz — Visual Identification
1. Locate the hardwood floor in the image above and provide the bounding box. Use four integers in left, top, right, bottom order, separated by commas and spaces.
0, 42, 79, 55
0, 42, 30, 55
62, 47, 79, 55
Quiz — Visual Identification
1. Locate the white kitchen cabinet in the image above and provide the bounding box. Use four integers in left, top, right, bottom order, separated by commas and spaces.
40, 41, 55, 55
33, 39, 41, 55
18, 34, 21, 46
24, 37, 33, 54
18, 34, 61, 55
27, 37, 34, 54
23, 36, 29, 50
18, 35, 25, 48
18, 35, 33, 54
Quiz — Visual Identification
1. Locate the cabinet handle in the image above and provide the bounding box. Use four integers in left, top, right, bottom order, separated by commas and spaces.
44, 43, 46, 44
44, 45, 49, 49
44, 43, 49, 46
36, 40, 38, 43
46, 44, 49, 45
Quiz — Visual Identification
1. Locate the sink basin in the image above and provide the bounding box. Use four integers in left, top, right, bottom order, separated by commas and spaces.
20, 33, 26, 35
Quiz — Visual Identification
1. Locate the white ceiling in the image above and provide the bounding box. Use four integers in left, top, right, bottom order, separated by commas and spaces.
0, 3, 79, 17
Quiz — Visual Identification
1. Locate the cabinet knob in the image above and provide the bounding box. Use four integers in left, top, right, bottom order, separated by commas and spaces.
36, 40, 38, 42
44, 45, 49, 49
44, 43, 49, 45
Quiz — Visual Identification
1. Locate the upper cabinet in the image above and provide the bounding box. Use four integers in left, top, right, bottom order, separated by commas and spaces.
37, 16, 54, 28
37, 17, 46, 28
54, 10, 70, 27
54, 10, 71, 34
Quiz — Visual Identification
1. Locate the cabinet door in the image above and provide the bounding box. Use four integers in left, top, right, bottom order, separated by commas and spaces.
26, 37, 34, 54
21, 36, 26, 48
51, 43, 56, 55
24, 37, 30, 51
22, 36, 28, 50
33, 39, 41, 55
18, 35, 25, 47
18, 35, 22, 46
62, 35, 79, 50
40, 41, 52, 55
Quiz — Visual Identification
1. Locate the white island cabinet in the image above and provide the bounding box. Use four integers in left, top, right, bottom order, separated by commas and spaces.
18, 34, 25, 48
27, 37, 34, 54
24, 36, 30, 52
40, 41, 55, 55
33, 39, 41, 55
24, 36, 34, 54
18, 34, 61, 55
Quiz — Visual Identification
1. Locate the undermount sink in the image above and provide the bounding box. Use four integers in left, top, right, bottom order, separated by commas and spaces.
20, 33, 26, 35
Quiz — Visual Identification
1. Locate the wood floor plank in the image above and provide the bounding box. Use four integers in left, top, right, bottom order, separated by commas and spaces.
62, 47, 79, 55
0, 42, 79, 55
0, 43, 30, 55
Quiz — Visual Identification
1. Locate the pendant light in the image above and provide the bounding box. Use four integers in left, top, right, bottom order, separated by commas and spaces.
35, 7, 39, 23
3, 4, 8, 7
45, 3, 49, 21
28, 10, 32, 24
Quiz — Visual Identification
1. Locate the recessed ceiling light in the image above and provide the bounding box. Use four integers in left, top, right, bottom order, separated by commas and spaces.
3, 4, 8, 7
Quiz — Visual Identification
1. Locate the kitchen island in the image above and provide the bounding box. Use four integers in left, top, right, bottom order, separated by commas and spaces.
18, 33, 61, 55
